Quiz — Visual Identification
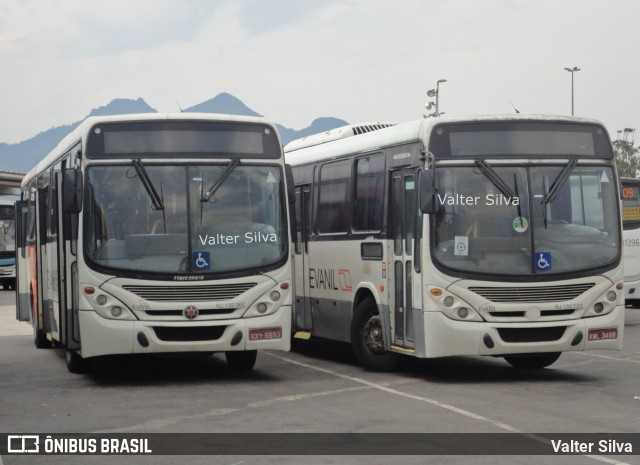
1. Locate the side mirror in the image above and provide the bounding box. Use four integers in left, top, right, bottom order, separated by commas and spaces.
285, 164, 297, 239
419, 169, 437, 214
62, 168, 83, 213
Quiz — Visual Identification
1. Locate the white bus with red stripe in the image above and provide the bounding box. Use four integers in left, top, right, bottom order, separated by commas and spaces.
16, 113, 293, 373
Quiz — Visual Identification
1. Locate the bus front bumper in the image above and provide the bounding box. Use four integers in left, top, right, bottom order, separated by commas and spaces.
420, 306, 624, 358
77, 306, 291, 359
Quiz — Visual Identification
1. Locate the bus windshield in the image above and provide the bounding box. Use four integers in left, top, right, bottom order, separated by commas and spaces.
433, 165, 620, 276
85, 163, 287, 276
0, 204, 16, 257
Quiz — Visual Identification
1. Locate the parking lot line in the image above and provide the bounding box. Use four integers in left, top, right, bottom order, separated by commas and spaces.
266, 352, 631, 465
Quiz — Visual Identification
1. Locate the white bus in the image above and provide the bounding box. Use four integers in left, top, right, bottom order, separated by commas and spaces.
620, 177, 640, 306
285, 115, 624, 371
16, 113, 294, 373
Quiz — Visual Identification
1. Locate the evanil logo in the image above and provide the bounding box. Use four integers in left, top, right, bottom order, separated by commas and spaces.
309, 268, 352, 291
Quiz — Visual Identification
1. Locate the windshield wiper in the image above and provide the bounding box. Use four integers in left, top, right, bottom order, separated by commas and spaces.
543, 158, 577, 204
132, 159, 164, 210
132, 159, 166, 233
201, 159, 240, 203
475, 160, 518, 199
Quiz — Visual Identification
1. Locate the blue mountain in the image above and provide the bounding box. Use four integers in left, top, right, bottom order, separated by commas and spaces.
0, 94, 347, 173
185, 92, 262, 117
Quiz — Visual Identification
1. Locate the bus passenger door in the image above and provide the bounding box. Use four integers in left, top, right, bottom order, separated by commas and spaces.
42, 173, 61, 343
389, 168, 417, 350
61, 157, 81, 350
52, 165, 72, 348
294, 185, 313, 330
15, 200, 31, 322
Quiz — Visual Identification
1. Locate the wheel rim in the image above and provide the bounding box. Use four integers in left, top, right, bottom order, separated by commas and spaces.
362, 315, 385, 354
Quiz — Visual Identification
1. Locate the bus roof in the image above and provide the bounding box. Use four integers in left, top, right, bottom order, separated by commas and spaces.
22, 113, 281, 187
284, 114, 609, 167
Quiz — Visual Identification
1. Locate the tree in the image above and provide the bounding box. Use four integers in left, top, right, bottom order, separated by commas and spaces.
614, 128, 640, 177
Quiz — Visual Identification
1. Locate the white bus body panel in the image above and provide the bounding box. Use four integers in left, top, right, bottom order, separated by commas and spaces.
623, 244, 640, 300
421, 307, 623, 358
78, 306, 291, 358
75, 264, 293, 358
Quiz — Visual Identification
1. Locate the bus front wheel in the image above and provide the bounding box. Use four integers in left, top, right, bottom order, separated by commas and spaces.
66, 350, 91, 374
351, 297, 398, 372
503, 352, 561, 369
225, 350, 257, 371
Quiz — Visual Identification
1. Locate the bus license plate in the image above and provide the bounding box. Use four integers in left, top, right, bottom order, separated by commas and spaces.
249, 327, 283, 341
588, 328, 618, 341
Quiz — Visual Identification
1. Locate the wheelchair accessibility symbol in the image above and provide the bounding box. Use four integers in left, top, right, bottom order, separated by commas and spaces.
193, 251, 211, 271
535, 252, 552, 271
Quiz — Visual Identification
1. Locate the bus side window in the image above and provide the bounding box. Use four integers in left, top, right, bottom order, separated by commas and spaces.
318, 160, 351, 234
353, 155, 384, 232
26, 189, 36, 247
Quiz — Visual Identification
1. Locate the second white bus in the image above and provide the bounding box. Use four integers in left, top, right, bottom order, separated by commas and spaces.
285, 115, 624, 371
620, 177, 640, 306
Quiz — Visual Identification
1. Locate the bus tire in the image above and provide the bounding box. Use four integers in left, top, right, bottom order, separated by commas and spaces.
626, 299, 640, 308
66, 350, 90, 374
225, 350, 257, 371
34, 329, 50, 349
503, 352, 561, 369
351, 297, 398, 372
31, 299, 50, 349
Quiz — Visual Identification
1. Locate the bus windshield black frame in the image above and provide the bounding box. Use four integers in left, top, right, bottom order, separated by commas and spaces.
429, 121, 613, 159
86, 120, 281, 159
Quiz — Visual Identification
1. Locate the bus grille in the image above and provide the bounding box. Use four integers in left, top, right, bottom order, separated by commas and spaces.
122, 283, 257, 302
497, 326, 566, 343
468, 283, 595, 303
152, 326, 226, 342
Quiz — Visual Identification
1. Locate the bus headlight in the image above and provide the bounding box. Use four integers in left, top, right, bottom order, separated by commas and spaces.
82, 286, 135, 320
93, 301, 135, 320
427, 287, 482, 322
111, 306, 123, 318
582, 285, 619, 318
243, 282, 291, 318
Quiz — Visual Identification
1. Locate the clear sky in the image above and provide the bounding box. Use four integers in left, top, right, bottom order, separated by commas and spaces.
1, 0, 639, 144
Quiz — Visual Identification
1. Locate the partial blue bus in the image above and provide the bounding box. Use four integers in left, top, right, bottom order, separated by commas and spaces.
0, 200, 16, 290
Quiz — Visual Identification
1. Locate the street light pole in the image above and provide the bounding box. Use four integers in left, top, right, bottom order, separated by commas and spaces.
435, 79, 447, 116
425, 79, 447, 117
564, 66, 581, 115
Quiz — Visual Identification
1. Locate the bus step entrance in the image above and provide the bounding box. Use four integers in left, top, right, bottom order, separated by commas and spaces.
390, 345, 415, 354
